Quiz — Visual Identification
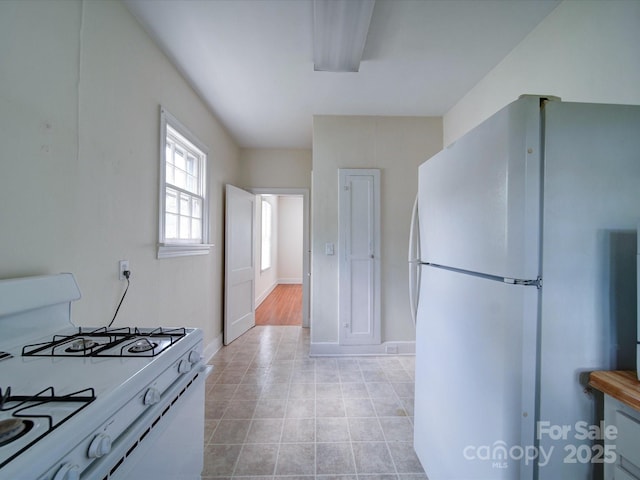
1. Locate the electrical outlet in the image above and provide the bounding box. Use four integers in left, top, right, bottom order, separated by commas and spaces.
119, 260, 129, 280
385, 344, 398, 354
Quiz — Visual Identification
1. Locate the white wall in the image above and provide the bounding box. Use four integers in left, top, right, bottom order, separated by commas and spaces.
239, 148, 312, 189
0, 0, 239, 352
311, 116, 442, 351
278, 196, 304, 283
444, 0, 640, 145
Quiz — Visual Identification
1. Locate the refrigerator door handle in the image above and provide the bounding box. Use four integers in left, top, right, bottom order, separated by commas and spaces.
408, 194, 420, 263
408, 194, 421, 325
504, 276, 543, 289
408, 262, 421, 326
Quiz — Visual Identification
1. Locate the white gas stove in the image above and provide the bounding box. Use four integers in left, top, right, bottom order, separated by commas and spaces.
0, 274, 209, 480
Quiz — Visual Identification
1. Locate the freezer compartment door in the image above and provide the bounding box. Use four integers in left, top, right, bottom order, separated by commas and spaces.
414, 266, 538, 480
418, 96, 542, 280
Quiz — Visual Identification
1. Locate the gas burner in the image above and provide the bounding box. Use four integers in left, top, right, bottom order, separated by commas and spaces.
65, 338, 99, 353
128, 339, 157, 353
0, 419, 33, 447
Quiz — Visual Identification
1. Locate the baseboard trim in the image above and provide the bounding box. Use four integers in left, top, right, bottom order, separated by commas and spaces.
309, 341, 415, 357
278, 278, 302, 284
255, 283, 278, 308
204, 332, 224, 363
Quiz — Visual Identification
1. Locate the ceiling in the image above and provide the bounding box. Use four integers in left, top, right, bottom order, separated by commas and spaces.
124, 0, 560, 149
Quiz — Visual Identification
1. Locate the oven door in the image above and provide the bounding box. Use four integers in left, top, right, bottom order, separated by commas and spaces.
82, 364, 211, 480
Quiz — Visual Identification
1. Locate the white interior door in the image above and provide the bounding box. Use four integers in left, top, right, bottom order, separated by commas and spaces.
224, 184, 256, 345
338, 169, 380, 345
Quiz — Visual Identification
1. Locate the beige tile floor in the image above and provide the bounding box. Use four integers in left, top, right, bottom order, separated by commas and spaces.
202, 325, 426, 479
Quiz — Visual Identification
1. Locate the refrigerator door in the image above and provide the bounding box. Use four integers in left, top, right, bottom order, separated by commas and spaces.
537, 101, 640, 478
414, 265, 538, 480
418, 96, 542, 280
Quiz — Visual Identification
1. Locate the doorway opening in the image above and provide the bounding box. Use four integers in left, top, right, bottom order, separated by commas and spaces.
250, 188, 310, 328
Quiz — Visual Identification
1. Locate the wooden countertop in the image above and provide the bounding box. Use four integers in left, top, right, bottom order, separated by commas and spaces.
590, 370, 640, 411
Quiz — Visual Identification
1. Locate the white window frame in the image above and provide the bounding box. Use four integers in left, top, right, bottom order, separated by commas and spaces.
261, 198, 272, 271
158, 107, 212, 259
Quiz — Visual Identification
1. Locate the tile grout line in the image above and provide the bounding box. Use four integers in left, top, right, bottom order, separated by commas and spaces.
230, 335, 255, 478
380, 360, 402, 478
347, 361, 362, 477
273, 327, 293, 478
231, 327, 280, 477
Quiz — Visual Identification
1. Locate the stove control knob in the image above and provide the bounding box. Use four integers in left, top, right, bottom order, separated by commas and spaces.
88, 433, 112, 458
188, 350, 201, 364
144, 387, 160, 405
178, 358, 192, 374
53, 463, 80, 480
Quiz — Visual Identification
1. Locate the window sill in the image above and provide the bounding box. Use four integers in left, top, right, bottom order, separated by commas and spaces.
157, 243, 214, 259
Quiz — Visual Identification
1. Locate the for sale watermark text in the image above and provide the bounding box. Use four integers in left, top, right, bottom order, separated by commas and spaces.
537, 420, 617, 441
463, 421, 618, 469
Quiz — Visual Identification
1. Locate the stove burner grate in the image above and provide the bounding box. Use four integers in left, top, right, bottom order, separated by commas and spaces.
21, 327, 187, 358
0, 386, 96, 469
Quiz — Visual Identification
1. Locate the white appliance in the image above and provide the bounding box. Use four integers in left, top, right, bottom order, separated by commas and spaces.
0, 273, 209, 480
409, 96, 640, 479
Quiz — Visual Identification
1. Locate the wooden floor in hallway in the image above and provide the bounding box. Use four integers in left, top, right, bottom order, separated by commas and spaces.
256, 284, 302, 326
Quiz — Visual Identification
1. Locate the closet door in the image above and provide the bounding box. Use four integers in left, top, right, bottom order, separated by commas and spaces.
338, 169, 380, 345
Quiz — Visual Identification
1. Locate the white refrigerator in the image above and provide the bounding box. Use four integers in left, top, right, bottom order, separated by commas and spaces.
409, 96, 640, 479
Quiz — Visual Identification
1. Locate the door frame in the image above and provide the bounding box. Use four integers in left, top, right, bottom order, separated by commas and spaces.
250, 187, 310, 328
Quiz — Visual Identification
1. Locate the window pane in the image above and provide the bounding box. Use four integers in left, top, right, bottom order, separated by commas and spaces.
174, 168, 186, 189
186, 155, 196, 175
174, 148, 185, 171
194, 157, 199, 178
179, 217, 190, 239
166, 188, 178, 213
191, 219, 201, 240
186, 175, 197, 194
165, 213, 177, 239
192, 197, 202, 219
166, 144, 174, 165
261, 200, 272, 270
166, 163, 174, 184
180, 193, 191, 216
